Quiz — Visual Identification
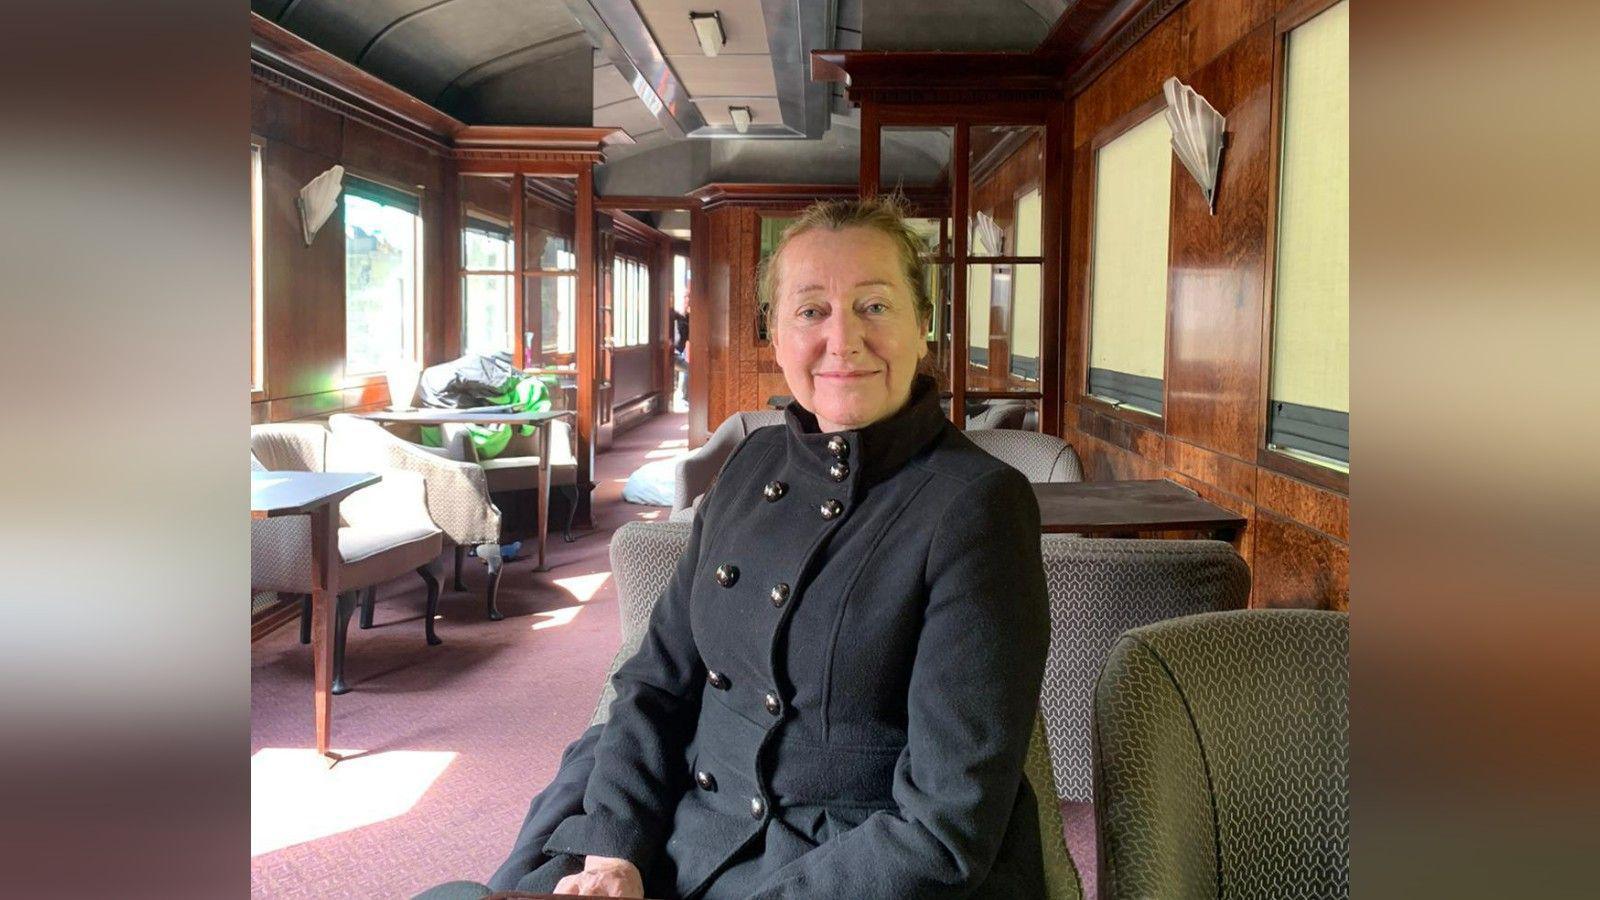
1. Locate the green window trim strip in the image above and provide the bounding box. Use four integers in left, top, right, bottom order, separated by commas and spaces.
1087, 367, 1163, 416
1010, 354, 1039, 380
465, 215, 510, 239
343, 176, 421, 215
1268, 400, 1349, 464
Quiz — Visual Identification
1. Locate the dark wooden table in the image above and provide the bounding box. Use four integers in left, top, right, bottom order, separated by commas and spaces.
1032, 479, 1246, 539
360, 408, 576, 570
252, 470, 379, 760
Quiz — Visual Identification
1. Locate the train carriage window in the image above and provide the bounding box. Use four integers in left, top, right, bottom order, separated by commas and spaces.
343, 178, 422, 376
1087, 112, 1172, 417
1269, 0, 1350, 469
462, 215, 514, 355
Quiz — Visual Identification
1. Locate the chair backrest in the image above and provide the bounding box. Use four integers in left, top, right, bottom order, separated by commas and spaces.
965, 429, 1084, 483
249, 423, 328, 473
966, 398, 1029, 430
1038, 537, 1248, 804
601, 521, 1082, 899
1094, 609, 1349, 900
673, 410, 786, 513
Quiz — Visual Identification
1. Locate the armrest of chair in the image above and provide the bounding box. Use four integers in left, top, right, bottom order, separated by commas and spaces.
339, 469, 438, 535
1051, 444, 1085, 483
329, 415, 500, 546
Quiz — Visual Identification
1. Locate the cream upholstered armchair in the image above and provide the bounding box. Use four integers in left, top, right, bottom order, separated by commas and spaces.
965, 429, 1084, 483
670, 410, 786, 521
328, 414, 513, 621
250, 423, 444, 694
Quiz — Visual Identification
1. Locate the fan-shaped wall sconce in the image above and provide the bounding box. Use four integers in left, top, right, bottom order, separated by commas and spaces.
297, 164, 345, 246
1162, 77, 1226, 214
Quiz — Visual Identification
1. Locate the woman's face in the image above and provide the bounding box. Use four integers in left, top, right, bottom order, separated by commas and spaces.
769, 226, 928, 434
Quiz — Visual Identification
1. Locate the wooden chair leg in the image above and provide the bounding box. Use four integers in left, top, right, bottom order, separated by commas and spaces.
453, 545, 468, 592
417, 564, 442, 646
298, 594, 312, 645
358, 585, 376, 629
331, 591, 358, 696
481, 543, 505, 621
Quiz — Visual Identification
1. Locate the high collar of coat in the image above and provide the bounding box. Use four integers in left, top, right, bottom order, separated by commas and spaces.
781, 373, 948, 491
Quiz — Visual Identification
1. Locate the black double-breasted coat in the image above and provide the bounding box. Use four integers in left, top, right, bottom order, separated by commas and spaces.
544, 374, 1051, 898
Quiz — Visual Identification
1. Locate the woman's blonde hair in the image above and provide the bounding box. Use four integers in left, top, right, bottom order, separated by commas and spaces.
757, 194, 932, 333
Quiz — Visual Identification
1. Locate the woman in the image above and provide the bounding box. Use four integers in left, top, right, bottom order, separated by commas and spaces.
454, 196, 1049, 899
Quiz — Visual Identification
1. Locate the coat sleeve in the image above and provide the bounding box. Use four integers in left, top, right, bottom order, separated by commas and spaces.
541, 442, 750, 872
749, 465, 1051, 898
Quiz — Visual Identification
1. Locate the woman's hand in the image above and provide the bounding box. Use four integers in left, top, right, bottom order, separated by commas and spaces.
553, 856, 645, 897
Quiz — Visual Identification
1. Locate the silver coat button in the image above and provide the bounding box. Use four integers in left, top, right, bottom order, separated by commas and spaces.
819, 499, 842, 520
770, 583, 790, 608
764, 692, 782, 716
750, 796, 766, 819
707, 669, 730, 690
827, 435, 849, 457
695, 770, 716, 791
714, 564, 739, 587
763, 480, 787, 502
828, 461, 849, 482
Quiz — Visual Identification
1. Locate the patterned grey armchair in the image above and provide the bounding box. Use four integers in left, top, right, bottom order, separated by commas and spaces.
599, 521, 1083, 899
328, 414, 510, 621
1093, 609, 1349, 900
1038, 537, 1249, 803
670, 411, 786, 520
966, 429, 1084, 483
250, 423, 445, 694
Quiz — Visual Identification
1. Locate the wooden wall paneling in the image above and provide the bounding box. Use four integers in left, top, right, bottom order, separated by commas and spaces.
1255, 467, 1348, 543
859, 102, 880, 196
251, 77, 342, 159
656, 233, 674, 404
1073, 10, 1186, 146
1165, 437, 1259, 501
437, 163, 460, 364
511, 173, 527, 368
574, 164, 596, 527
1181, 0, 1278, 74
1041, 99, 1069, 435
1063, 147, 1092, 422
949, 125, 970, 425
687, 207, 711, 446
1162, 24, 1273, 462
738, 208, 761, 414
260, 136, 346, 404
1250, 510, 1348, 610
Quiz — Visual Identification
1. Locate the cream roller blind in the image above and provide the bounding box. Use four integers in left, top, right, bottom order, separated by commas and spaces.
1271, 0, 1349, 415
1089, 113, 1172, 390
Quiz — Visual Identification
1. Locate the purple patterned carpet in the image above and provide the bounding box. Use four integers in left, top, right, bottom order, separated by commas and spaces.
250, 411, 1097, 898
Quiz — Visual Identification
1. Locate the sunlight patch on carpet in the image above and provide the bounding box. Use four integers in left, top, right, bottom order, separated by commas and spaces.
251, 748, 455, 856
554, 571, 611, 604
530, 605, 583, 630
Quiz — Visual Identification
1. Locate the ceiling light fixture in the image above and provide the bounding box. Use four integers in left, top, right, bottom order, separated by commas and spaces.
729, 106, 752, 133
689, 11, 725, 58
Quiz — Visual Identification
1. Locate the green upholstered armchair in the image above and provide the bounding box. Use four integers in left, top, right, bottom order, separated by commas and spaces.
1092, 609, 1349, 900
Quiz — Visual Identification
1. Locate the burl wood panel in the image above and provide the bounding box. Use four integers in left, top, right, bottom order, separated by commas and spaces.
1251, 510, 1349, 610
1181, 0, 1278, 73
1163, 25, 1273, 463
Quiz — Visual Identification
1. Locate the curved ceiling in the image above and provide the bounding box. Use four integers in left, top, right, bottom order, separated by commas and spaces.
253, 0, 1067, 194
